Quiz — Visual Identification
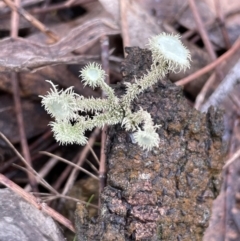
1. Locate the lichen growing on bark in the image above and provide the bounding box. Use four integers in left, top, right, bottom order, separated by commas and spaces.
74, 47, 225, 241
40, 33, 190, 151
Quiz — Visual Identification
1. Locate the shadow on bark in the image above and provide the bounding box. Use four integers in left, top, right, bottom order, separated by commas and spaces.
74, 47, 225, 241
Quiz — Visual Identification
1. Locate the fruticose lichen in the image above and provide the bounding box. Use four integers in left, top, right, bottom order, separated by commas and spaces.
40, 33, 191, 151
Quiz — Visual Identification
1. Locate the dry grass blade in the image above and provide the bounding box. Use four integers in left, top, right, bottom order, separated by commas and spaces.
0, 19, 119, 72
40, 151, 99, 180
86, 159, 99, 174
176, 37, 240, 86
41, 194, 98, 209
0, 173, 75, 232
223, 148, 240, 169
12, 163, 58, 194
87, 143, 100, 164
3, 0, 59, 42
0, 132, 57, 194
201, 58, 240, 112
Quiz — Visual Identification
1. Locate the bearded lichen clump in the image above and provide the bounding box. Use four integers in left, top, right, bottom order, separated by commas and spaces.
40, 33, 191, 151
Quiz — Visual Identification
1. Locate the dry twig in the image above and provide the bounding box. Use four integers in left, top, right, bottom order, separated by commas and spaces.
40, 151, 99, 180
61, 128, 100, 196
188, 0, 222, 81
9, 0, 38, 192
188, 0, 217, 60
194, 72, 216, 110
201, 58, 240, 112
0, 132, 56, 194
3, 0, 59, 42
176, 37, 240, 86
0, 173, 75, 232
99, 35, 109, 194
223, 148, 240, 169
214, 0, 231, 49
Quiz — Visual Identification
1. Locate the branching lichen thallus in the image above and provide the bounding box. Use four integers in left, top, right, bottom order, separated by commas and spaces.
40, 33, 191, 151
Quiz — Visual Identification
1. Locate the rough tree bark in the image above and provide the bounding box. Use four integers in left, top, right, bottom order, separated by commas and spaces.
74, 47, 225, 241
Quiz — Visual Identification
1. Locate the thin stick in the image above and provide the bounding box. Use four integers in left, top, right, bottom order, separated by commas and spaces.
188, 0, 216, 60
40, 151, 99, 180
61, 127, 100, 196
188, 0, 223, 81
0, 132, 54, 193
86, 159, 99, 174
24, 156, 58, 192
52, 155, 78, 191
11, 0, 20, 38
31, 0, 94, 14
201, 58, 240, 112
3, 0, 59, 42
10, 72, 38, 191
44, 194, 98, 209
175, 37, 240, 86
223, 148, 240, 169
42, 194, 98, 209
120, 0, 130, 53
88, 143, 100, 164
188, 0, 217, 60
214, 0, 231, 49
229, 95, 240, 110
194, 72, 216, 110
228, 120, 239, 158
0, 173, 75, 232
12, 163, 58, 194
0, 130, 53, 173
9, 0, 38, 192
99, 35, 109, 194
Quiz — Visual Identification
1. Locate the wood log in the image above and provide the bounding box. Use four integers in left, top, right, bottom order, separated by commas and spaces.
74, 47, 225, 241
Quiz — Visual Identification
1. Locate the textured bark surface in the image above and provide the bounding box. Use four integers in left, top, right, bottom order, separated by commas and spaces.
0, 188, 65, 241
75, 47, 225, 241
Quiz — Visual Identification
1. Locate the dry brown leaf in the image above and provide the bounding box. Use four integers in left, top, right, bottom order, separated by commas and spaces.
137, 0, 187, 23
0, 16, 31, 30
99, 0, 163, 48
0, 0, 43, 13
178, 0, 215, 30
209, 14, 240, 48
205, 0, 240, 16
0, 19, 119, 72
204, 156, 240, 241
98, 0, 120, 23
0, 65, 99, 98
177, 0, 240, 49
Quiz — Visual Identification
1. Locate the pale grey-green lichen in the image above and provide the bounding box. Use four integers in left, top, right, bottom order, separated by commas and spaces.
40, 33, 191, 151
